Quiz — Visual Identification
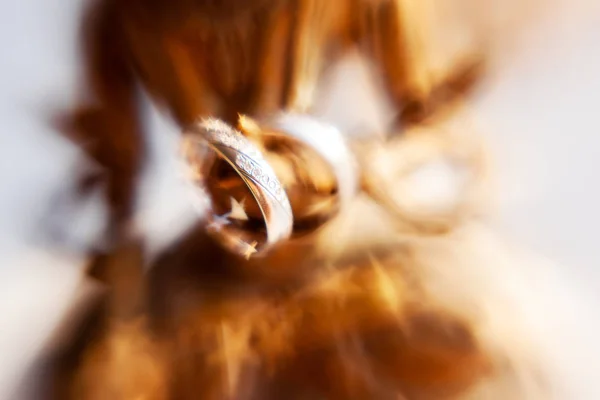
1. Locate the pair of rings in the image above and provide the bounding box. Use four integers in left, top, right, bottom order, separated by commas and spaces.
181, 114, 358, 259
181, 114, 485, 259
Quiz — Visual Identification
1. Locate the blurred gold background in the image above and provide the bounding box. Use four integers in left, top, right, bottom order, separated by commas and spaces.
0, 0, 599, 398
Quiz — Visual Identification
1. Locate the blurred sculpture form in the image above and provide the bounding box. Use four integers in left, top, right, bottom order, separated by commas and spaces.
46, 0, 549, 399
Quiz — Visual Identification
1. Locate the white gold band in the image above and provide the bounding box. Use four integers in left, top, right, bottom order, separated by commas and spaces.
183, 118, 293, 258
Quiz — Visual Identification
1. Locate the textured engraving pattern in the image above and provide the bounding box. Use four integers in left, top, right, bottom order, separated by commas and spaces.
200, 118, 260, 158
235, 153, 285, 202
199, 117, 292, 214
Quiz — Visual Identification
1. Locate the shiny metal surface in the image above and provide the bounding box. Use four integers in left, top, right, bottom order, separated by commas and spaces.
263, 113, 360, 212
183, 118, 293, 258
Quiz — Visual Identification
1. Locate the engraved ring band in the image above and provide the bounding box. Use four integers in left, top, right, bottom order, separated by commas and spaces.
182, 118, 293, 259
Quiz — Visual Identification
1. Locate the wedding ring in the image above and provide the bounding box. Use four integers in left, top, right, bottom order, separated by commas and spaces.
258, 113, 359, 233
182, 118, 293, 258
265, 113, 359, 208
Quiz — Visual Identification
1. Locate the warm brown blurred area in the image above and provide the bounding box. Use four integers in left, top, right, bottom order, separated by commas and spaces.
0, 0, 600, 398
